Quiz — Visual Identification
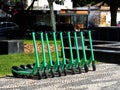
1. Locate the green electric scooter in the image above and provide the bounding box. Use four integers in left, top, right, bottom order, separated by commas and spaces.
11, 32, 42, 79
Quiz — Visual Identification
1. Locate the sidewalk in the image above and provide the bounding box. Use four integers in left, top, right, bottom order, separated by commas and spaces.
0, 63, 120, 90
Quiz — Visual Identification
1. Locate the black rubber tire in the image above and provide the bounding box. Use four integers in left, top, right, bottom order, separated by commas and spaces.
78, 63, 82, 74
20, 65, 26, 69
50, 67, 55, 78
92, 61, 96, 71
26, 64, 33, 69
12, 66, 19, 77
12, 66, 19, 70
84, 64, 89, 73
33, 63, 35, 66
63, 65, 67, 76
52, 61, 55, 65
66, 60, 69, 64
72, 65, 75, 75
12, 71, 19, 77
37, 69, 42, 80
58, 66, 61, 77
44, 68, 48, 79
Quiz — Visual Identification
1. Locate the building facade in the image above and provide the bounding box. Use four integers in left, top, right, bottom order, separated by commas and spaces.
89, 6, 120, 27
26, 0, 73, 10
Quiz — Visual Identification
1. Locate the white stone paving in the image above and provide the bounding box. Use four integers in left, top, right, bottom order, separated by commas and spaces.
0, 63, 120, 90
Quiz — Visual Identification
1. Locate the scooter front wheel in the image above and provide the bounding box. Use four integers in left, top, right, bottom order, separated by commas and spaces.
78, 63, 81, 74
72, 65, 75, 75
37, 69, 42, 80
84, 63, 88, 73
63, 65, 67, 76
92, 61, 96, 71
50, 67, 55, 78
58, 66, 61, 77
44, 68, 48, 79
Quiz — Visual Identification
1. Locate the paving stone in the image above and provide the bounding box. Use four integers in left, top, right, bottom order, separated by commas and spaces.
0, 63, 120, 90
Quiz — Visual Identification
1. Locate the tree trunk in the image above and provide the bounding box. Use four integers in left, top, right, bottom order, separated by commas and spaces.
61, 0, 64, 5
27, 0, 36, 10
110, 4, 118, 26
49, 2, 56, 31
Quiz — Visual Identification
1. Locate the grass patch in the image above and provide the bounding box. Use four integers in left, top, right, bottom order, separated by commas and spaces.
0, 53, 35, 77
0, 52, 60, 77
0, 39, 99, 77
0, 52, 99, 77
0, 39, 61, 77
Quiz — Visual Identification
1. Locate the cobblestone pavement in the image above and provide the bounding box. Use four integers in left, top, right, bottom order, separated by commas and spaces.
0, 63, 120, 90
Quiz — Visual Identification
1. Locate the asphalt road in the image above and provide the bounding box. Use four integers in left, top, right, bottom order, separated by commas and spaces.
0, 63, 120, 90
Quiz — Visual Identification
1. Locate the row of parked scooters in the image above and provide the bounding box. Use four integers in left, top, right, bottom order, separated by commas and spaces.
11, 31, 96, 79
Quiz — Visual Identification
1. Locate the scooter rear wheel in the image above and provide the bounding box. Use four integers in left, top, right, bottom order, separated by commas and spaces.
26, 64, 33, 69
12, 66, 19, 77
12, 71, 18, 77
20, 65, 26, 69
